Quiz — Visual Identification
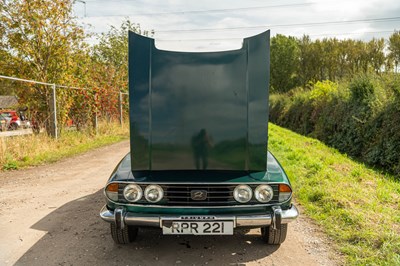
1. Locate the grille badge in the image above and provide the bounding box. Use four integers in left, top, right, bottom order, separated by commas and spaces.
191, 190, 207, 201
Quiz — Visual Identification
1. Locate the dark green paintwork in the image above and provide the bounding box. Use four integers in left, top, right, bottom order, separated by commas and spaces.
129, 31, 270, 172
109, 152, 289, 184
114, 31, 291, 216
106, 151, 292, 214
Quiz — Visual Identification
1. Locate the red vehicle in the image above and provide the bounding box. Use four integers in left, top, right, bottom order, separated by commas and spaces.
0, 110, 21, 130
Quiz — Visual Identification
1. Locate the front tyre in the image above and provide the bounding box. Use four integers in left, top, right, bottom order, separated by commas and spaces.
261, 224, 288, 245
110, 223, 138, 244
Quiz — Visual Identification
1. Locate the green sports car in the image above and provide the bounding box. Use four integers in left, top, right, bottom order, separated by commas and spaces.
100, 30, 298, 245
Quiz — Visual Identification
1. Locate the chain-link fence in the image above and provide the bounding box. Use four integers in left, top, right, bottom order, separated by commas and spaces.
0, 75, 129, 139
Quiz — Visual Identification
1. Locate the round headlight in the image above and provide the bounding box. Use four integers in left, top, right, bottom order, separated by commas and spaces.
123, 184, 143, 202
144, 185, 164, 203
255, 185, 274, 203
233, 185, 253, 203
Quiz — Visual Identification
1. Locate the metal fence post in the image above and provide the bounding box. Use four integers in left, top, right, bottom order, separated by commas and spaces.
119, 91, 123, 126
50, 83, 58, 139
93, 92, 98, 133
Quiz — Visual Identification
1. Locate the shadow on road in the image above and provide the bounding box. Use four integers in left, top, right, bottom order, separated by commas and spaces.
15, 190, 279, 266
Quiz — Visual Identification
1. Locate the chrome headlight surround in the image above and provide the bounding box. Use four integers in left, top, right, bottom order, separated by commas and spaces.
123, 184, 143, 202
233, 185, 253, 203
144, 185, 164, 203
254, 185, 274, 203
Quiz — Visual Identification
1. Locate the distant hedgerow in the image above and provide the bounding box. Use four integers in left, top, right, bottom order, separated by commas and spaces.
269, 73, 400, 176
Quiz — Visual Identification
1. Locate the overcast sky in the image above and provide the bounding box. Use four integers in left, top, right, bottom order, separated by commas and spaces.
73, 0, 400, 51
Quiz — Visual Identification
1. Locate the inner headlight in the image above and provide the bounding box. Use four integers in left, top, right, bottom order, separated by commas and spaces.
254, 185, 274, 203
144, 185, 164, 203
233, 185, 253, 203
123, 184, 143, 202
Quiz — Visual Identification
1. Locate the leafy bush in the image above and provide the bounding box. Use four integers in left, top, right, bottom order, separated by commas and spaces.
269, 73, 400, 176
310, 80, 338, 101
349, 74, 376, 102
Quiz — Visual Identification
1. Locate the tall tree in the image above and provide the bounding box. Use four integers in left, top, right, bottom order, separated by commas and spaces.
320, 38, 340, 81
1, 0, 86, 83
388, 31, 400, 72
270, 34, 300, 92
92, 20, 153, 92
0, 0, 87, 130
366, 38, 385, 73
297, 35, 321, 87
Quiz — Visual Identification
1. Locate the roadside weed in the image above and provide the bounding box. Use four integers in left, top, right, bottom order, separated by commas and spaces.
0, 122, 129, 170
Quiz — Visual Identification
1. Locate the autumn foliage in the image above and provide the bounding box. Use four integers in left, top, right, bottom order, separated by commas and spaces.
0, 0, 140, 131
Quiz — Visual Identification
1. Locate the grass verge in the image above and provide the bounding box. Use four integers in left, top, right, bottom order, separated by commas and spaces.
0, 122, 129, 170
269, 123, 400, 265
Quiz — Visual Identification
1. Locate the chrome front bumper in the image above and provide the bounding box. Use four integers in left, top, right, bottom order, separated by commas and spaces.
100, 204, 299, 229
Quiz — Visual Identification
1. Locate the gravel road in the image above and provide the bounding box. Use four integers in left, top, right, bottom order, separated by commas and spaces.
0, 141, 340, 266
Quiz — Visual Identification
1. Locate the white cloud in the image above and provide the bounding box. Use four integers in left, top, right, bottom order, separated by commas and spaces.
74, 0, 400, 51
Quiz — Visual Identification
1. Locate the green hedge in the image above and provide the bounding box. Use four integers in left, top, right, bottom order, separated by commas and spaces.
269, 74, 400, 176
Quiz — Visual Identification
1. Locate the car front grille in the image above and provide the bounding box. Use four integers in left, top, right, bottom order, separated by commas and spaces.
163, 184, 237, 206
118, 183, 280, 206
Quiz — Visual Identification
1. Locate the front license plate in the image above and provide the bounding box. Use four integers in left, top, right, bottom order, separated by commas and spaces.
162, 221, 234, 235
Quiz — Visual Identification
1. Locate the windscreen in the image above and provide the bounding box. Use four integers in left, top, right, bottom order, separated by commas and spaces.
129, 31, 270, 172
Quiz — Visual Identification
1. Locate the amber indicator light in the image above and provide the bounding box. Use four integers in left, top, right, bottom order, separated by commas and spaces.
106, 183, 119, 192
279, 184, 292, 193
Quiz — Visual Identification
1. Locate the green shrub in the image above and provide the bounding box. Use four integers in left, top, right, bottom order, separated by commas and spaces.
269, 73, 400, 176
349, 74, 375, 102
310, 80, 338, 101
384, 73, 400, 100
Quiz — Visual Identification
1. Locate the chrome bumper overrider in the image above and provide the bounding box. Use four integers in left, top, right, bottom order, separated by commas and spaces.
100, 204, 299, 229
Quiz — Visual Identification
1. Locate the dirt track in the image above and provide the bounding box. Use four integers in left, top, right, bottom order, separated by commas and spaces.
0, 141, 340, 266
